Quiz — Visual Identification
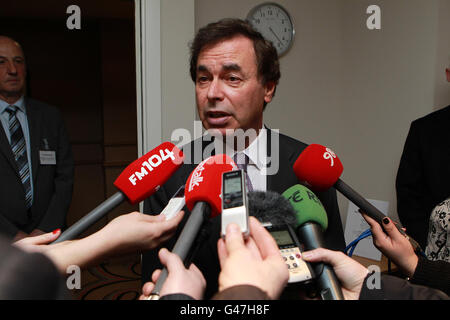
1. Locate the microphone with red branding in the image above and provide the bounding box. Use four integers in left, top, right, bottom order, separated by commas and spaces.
52, 142, 184, 243
293, 144, 423, 253
148, 154, 237, 299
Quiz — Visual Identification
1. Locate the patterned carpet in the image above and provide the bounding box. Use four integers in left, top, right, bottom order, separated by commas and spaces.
70, 254, 143, 300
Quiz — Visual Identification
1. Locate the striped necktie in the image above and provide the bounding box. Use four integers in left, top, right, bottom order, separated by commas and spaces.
233, 152, 254, 192
6, 105, 32, 209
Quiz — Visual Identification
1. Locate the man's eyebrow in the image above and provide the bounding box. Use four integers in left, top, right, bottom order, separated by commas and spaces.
197, 63, 242, 73
197, 65, 209, 73
222, 63, 241, 72
0, 55, 24, 60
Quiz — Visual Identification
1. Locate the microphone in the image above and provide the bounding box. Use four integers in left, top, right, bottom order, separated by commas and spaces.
53, 142, 184, 243
282, 184, 345, 300
247, 190, 297, 227
149, 154, 237, 299
293, 144, 423, 253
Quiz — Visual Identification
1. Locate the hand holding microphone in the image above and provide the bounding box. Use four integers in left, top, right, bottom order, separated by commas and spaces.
362, 214, 418, 278
140, 248, 206, 300
293, 144, 423, 254
53, 142, 184, 243
282, 184, 345, 300
29, 210, 184, 274
301, 248, 369, 300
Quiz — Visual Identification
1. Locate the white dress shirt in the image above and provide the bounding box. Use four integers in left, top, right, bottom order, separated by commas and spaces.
213, 127, 268, 191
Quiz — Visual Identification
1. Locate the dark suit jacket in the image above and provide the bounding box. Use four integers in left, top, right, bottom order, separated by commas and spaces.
396, 105, 450, 249
0, 98, 74, 238
142, 130, 346, 298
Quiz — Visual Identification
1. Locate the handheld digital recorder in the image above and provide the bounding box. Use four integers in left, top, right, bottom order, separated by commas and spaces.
221, 170, 250, 238
264, 222, 315, 284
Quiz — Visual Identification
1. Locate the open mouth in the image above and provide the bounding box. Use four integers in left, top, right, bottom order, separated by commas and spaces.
208, 111, 230, 118
206, 111, 231, 126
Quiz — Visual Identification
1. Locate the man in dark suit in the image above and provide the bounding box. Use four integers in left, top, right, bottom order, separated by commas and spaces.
0, 36, 74, 241
396, 67, 450, 250
142, 19, 345, 298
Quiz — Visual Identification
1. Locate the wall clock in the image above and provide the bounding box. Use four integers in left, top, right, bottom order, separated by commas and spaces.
247, 3, 295, 56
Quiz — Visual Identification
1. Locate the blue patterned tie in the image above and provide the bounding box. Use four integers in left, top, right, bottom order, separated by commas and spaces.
6, 105, 32, 209
233, 152, 254, 192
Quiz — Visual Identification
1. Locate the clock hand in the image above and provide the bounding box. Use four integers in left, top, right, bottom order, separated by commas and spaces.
269, 26, 283, 44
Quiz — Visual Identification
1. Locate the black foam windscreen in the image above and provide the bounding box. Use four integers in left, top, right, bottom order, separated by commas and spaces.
248, 190, 297, 227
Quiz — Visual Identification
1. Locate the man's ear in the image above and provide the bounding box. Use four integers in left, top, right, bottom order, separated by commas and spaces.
264, 81, 276, 104
446, 68, 450, 83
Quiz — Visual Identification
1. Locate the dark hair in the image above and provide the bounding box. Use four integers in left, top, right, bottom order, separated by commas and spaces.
189, 18, 280, 106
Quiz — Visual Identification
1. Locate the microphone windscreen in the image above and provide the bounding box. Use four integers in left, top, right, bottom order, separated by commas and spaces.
293, 144, 343, 192
248, 191, 297, 227
114, 142, 184, 204
282, 184, 328, 231
185, 154, 236, 218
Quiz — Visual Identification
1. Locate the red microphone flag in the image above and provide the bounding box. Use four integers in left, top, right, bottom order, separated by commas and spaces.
114, 142, 184, 204
185, 154, 237, 217
293, 144, 343, 192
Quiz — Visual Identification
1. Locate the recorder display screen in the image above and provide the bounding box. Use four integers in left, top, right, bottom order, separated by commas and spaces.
270, 230, 294, 247
223, 172, 243, 209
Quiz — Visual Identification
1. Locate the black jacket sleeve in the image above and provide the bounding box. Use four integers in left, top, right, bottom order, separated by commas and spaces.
410, 256, 450, 296
359, 272, 448, 300
395, 121, 431, 248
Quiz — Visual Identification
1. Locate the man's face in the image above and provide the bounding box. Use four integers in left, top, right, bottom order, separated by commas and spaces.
0, 38, 26, 102
195, 35, 275, 136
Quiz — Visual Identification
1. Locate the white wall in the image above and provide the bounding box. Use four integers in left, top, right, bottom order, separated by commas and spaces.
137, 0, 196, 154
161, 0, 196, 142
338, 0, 439, 225
193, 0, 448, 226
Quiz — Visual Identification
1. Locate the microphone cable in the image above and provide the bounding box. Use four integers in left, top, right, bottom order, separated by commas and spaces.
345, 228, 372, 257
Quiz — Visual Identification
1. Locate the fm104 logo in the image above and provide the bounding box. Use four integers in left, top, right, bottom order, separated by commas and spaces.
128, 149, 175, 186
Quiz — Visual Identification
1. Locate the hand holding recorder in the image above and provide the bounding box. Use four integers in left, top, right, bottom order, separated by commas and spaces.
217, 217, 289, 300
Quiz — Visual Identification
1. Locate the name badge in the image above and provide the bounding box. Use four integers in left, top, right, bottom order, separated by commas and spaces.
40, 151, 56, 165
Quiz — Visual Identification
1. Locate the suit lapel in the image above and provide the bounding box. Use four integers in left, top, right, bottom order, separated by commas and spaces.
0, 120, 19, 174
25, 99, 41, 184
266, 129, 301, 194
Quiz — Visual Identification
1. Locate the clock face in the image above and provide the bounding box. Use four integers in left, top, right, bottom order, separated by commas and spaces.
247, 3, 295, 56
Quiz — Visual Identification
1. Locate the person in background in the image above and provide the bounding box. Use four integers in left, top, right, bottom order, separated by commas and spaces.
425, 198, 450, 262
395, 66, 450, 250
0, 36, 74, 241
